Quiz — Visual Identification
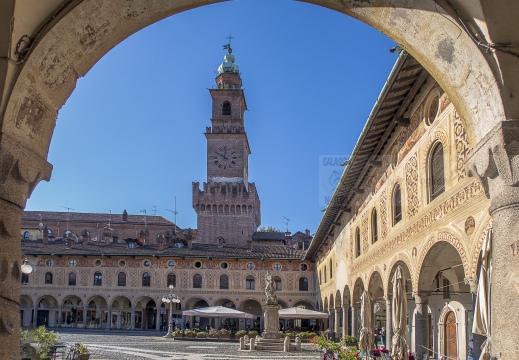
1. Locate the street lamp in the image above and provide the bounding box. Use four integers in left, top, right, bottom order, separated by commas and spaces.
21, 258, 33, 274
162, 285, 180, 338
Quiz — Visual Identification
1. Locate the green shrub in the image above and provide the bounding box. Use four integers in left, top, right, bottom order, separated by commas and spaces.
235, 330, 247, 337
342, 335, 358, 344
34, 326, 60, 359
248, 330, 258, 337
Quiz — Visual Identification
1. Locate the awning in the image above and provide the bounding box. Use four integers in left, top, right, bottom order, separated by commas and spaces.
182, 306, 255, 319
278, 307, 328, 319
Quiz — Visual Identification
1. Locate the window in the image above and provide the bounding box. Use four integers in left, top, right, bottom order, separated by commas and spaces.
168, 260, 176, 268
246, 275, 255, 290
143, 260, 151, 267
371, 209, 378, 244
45, 259, 53, 267
221, 262, 228, 269
194, 261, 202, 269
222, 101, 231, 116
329, 259, 333, 279
392, 184, 402, 225
167, 273, 176, 287
69, 259, 76, 267
142, 272, 151, 287
299, 277, 309, 291
355, 228, 361, 258
299, 263, 308, 271
118, 272, 126, 286
94, 272, 102, 286
128, 242, 135, 249
23, 231, 30, 240
274, 276, 282, 291
429, 142, 445, 202
324, 266, 327, 283
119, 260, 126, 267
246, 262, 255, 270
21, 273, 29, 285
45, 272, 53, 284
68, 272, 76, 286
443, 278, 451, 299
426, 94, 440, 125
273, 263, 281, 271
220, 274, 229, 289
319, 270, 322, 284
193, 274, 202, 288
95, 259, 102, 267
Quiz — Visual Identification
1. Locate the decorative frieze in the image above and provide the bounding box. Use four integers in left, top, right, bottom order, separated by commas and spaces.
380, 189, 388, 240
405, 154, 419, 217
454, 112, 470, 181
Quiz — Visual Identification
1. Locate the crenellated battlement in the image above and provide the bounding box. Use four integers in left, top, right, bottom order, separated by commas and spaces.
192, 181, 260, 207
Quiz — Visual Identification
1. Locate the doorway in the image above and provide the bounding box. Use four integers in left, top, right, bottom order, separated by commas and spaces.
444, 311, 458, 360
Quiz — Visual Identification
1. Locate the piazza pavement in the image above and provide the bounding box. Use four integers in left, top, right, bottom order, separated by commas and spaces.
49, 329, 323, 360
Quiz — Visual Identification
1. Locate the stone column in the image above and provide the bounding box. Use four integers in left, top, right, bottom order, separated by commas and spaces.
155, 307, 161, 331
342, 306, 349, 337
466, 119, 519, 359
334, 308, 340, 338
83, 306, 88, 327
33, 306, 38, 327
58, 306, 62, 328
413, 291, 430, 360
130, 308, 136, 330
384, 296, 392, 351
106, 308, 112, 330
351, 306, 357, 338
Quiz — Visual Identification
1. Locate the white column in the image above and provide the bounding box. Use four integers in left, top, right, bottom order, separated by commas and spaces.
342, 306, 349, 338
130, 308, 136, 330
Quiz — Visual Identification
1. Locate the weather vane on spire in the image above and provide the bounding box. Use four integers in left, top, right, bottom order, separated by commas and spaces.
222, 33, 235, 53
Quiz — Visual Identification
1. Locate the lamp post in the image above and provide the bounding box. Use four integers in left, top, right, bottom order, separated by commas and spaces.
162, 285, 180, 338
21, 258, 33, 274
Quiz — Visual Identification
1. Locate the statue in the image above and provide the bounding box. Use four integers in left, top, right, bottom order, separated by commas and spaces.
264, 271, 278, 305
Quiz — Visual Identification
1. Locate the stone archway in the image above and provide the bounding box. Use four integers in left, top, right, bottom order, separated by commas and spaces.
1, 1, 519, 357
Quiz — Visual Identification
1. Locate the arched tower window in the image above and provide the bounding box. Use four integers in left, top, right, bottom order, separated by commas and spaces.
45, 272, 53, 284
299, 277, 309, 291
246, 275, 255, 290
429, 142, 445, 202
356, 227, 361, 257
220, 274, 229, 289
371, 209, 378, 244
167, 273, 176, 287
392, 184, 402, 225
222, 101, 231, 116
118, 272, 126, 286
142, 272, 151, 287
193, 274, 202, 288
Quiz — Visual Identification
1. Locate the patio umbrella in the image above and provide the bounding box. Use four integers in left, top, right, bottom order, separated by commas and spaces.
278, 307, 329, 319
182, 306, 255, 319
472, 228, 492, 360
358, 290, 374, 357
391, 266, 408, 360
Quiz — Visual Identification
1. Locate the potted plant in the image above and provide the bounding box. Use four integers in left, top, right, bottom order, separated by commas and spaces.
76, 343, 90, 360
184, 330, 196, 338
247, 330, 258, 338
196, 331, 207, 338
342, 335, 358, 347
235, 330, 247, 339
34, 326, 60, 359
172, 329, 184, 339
218, 328, 230, 339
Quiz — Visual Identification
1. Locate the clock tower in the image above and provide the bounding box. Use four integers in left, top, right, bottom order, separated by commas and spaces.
193, 43, 261, 246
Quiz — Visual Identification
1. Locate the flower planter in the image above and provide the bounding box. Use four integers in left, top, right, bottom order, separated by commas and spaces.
79, 355, 90, 360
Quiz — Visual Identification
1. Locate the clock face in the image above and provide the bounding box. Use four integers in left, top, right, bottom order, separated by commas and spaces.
212, 146, 238, 169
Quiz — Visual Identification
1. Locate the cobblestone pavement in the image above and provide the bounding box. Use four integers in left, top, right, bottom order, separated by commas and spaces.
52, 329, 324, 360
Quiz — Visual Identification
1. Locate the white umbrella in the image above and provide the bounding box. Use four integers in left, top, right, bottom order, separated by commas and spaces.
391, 266, 408, 360
278, 307, 329, 319
182, 306, 255, 319
472, 228, 492, 360
358, 290, 374, 356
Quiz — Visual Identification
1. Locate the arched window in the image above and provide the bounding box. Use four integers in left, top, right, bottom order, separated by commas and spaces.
356, 227, 361, 257
45, 272, 53, 284
371, 209, 378, 244
274, 276, 282, 291
142, 272, 151, 287
21, 273, 29, 285
319, 270, 322, 284
222, 101, 231, 115
246, 275, 255, 290
429, 142, 445, 202
220, 274, 229, 289
392, 184, 402, 225
329, 259, 333, 279
193, 274, 202, 288
68, 272, 76, 286
324, 265, 327, 283
299, 277, 309, 291
167, 273, 176, 287
23, 231, 30, 240
118, 272, 126, 286
94, 272, 102, 286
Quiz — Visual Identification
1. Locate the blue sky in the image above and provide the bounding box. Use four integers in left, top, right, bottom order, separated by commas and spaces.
26, 0, 397, 234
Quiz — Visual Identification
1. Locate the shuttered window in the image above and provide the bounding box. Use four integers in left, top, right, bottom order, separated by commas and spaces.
118, 272, 126, 286
371, 209, 378, 243
356, 228, 361, 257
167, 273, 176, 287
393, 184, 402, 225
193, 274, 202, 288
430, 143, 445, 201
220, 274, 229, 289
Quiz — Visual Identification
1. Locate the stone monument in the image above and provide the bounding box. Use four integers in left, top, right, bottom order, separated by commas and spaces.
262, 271, 280, 339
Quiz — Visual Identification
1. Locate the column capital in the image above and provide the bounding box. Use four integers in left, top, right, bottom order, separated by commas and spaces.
383, 295, 392, 303
464, 276, 478, 294
466, 119, 519, 213
0, 133, 52, 208
412, 291, 431, 303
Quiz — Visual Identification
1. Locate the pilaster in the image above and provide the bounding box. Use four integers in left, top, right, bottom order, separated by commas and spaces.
342, 306, 348, 338
384, 296, 393, 351
466, 119, 519, 359
412, 291, 430, 360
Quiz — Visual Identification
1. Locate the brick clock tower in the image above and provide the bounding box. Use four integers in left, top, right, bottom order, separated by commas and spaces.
193, 44, 261, 246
